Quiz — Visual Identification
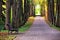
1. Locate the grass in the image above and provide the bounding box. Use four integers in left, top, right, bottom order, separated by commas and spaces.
19, 16, 34, 32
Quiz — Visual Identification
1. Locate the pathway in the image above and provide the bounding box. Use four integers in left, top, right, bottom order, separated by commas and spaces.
14, 16, 60, 40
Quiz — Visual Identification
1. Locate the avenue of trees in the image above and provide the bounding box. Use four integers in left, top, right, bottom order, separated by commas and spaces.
47, 0, 60, 27
34, 0, 60, 27
0, 0, 60, 31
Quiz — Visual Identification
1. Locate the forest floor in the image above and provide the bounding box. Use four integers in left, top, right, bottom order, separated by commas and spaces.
14, 16, 60, 40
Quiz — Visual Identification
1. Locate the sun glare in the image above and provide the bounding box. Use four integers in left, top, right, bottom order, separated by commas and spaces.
35, 4, 41, 15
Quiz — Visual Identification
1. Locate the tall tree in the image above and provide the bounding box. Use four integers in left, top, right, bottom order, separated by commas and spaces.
47, 0, 54, 24
26, 0, 30, 17
16, 0, 23, 27
50, 0, 54, 24
12, 0, 17, 28
5, 0, 11, 29
24, 0, 28, 22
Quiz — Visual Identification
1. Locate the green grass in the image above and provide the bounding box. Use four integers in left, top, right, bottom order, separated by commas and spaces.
19, 17, 34, 32
50, 24, 60, 31
19, 22, 32, 32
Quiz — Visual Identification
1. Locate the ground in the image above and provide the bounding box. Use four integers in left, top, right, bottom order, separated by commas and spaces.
14, 16, 60, 40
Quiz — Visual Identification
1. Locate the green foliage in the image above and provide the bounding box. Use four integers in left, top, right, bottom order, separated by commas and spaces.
50, 24, 60, 31
3, 0, 6, 3
2, 5, 6, 8
35, 4, 41, 15
1, 0, 6, 24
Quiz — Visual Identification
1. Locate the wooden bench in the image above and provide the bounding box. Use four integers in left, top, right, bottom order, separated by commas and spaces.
7, 24, 18, 33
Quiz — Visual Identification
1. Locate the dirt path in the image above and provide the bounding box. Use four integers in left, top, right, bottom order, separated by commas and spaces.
14, 16, 60, 40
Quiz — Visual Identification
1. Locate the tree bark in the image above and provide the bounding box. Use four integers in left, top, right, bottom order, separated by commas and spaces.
56, 0, 60, 27
16, 0, 23, 27
24, 0, 27, 22
47, 0, 54, 24
5, 0, 11, 29
12, 0, 17, 28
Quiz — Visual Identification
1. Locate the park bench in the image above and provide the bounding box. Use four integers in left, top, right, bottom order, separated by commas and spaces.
7, 24, 18, 33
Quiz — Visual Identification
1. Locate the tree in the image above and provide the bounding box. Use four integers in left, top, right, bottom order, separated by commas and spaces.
5, 0, 11, 29
16, 0, 23, 27
24, 0, 28, 22
56, 0, 60, 27
12, 0, 17, 28
47, 0, 54, 24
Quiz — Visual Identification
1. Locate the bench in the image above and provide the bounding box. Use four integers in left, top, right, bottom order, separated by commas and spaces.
7, 24, 18, 33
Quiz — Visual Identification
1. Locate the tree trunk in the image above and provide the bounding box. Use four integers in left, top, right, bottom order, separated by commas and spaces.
47, 0, 54, 24
50, 0, 54, 24
12, 0, 17, 28
24, 0, 27, 22
26, 0, 30, 17
5, 0, 11, 29
16, 0, 23, 27
56, 0, 60, 27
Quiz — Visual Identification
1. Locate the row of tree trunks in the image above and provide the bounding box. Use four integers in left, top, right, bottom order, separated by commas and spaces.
22, 0, 30, 25
56, 0, 60, 27
12, 0, 23, 28
47, 0, 60, 27
5, 0, 31, 29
